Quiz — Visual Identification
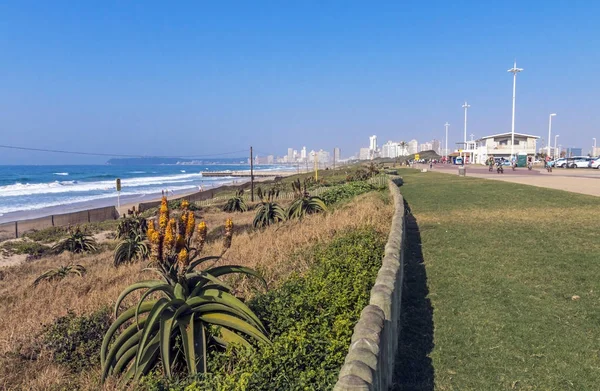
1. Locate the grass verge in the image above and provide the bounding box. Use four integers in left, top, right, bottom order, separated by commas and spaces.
392, 168, 600, 391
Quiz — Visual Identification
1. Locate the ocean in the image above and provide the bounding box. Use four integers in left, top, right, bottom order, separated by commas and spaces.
0, 164, 287, 222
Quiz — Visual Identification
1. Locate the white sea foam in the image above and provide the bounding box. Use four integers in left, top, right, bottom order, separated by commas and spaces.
0, 172, 214, 197
53, 172, 69, 176
128, 171, 146, 174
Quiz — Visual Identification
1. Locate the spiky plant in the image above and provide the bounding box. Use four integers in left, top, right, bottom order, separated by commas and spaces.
253, 202, 286, 228
114, 234, 149, 267
52, 227, 97, 254
287, 195, 327, 220
33, 264, 86, 286
117, 214, 148, 239
101, 197, 269, 384
223, 189, 248, 213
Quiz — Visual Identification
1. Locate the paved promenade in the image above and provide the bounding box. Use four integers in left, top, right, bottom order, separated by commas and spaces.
421, 164, 600, 197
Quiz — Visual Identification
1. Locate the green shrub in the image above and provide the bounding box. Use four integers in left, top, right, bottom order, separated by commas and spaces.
168, 199, 200, 211
1, 240, 51, 257
23, 227, 68, 243
319, 181, 375, 205
143, 227, 385, 391
52, 227, 97, 254
42, 308, 111, 371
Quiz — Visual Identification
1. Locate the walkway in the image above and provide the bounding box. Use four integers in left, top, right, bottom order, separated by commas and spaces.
424, 164, 600, 197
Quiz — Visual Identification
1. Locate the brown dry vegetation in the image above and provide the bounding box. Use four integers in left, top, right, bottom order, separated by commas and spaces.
0, 190, 392, 391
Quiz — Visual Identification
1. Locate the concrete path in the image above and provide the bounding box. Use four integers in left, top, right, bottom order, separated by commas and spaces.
418, 164, 600, 197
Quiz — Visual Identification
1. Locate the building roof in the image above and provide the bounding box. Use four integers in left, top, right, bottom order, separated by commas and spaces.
477, 132, 540, 141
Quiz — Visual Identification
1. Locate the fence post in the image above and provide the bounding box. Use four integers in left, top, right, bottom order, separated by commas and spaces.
88, 210, 91, 223
15, 221, 18, 238
51, 215, 55, 227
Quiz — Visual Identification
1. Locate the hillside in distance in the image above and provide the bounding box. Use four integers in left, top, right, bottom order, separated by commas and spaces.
106, 157, 247, 165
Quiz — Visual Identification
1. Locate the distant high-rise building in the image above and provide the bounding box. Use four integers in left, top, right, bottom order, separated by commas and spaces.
419, 142, 433, 152
369, 135, 378, 151
293, 150, 299, 160
359, 148, 371, 160
431, 139, 441, 154
382, 141, 401, 158
317, 149, 330, 165
267, 155, 274, 164
408, 139, 418, 155
308, 150, 316, 162
287, 148, 294, 163
301, 146, 307, 160
333, 147, 341, 163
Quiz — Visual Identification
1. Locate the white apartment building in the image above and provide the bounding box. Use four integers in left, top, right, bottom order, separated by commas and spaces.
359, 147, 371, 160
301, 147, 307, 160
408, 139, 418, 155
381, 141, 400, 158
369, 135, 378, 151
419, 142, 433, 152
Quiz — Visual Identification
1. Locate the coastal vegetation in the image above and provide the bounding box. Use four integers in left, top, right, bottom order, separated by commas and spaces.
51, 227, 98, 254
33, 264, 86, 286
223, 189, 248, 213
0, 168, 393, 390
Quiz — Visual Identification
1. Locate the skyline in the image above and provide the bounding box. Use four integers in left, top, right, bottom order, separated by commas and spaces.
1, 1, 599, 164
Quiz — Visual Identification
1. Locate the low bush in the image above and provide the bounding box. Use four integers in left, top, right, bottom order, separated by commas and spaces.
168, 199, 200, 211
319, 181, 376, 205
1, 240, 51, 257
141, 227, 385, 391
23, 227, 68, 243
42, 308, 111, 371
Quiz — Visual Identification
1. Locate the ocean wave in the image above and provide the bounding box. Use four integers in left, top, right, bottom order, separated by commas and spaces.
53, 172, 69, 176
0, 181, 238, 214
0, 172, 209, 197
128, 171, 146, 174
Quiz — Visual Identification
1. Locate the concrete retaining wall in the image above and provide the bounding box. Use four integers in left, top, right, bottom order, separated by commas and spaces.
334, 177, 406, 390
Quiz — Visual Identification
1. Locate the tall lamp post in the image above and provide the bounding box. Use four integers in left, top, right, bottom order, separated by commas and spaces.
462, 102, 470, 164
593, 137, 597, 155
554, 135, 560, 159
547, 113, 557, 158
444, 122, 450, 161
508, 61, 523, 160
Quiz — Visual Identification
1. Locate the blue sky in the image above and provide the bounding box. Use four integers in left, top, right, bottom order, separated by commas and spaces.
0, 1, 599, 164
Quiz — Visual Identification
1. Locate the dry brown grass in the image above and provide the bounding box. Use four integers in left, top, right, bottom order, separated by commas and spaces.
0, 191, 393, 391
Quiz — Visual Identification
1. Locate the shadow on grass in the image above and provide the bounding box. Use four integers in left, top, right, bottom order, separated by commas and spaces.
391, 201, 434, 391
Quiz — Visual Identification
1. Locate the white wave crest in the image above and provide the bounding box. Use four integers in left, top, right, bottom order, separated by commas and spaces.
53, 172, 69, 176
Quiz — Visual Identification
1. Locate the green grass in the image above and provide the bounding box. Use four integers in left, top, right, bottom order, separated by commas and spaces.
393, 169, 600, 391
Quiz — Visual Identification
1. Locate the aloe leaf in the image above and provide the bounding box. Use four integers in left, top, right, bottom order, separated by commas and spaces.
134, 298, 170, 375
199, 313, 270, 345
113, 281, 166, 317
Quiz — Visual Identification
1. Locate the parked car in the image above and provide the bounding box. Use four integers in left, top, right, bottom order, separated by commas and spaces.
569, 157, 591, 168
548, 158, 567, 168
589, 157, 600, 169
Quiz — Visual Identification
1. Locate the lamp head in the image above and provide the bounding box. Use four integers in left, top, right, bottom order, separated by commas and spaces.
550, 113, 557, 117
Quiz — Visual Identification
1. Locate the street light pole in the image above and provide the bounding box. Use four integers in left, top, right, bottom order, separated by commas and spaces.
462, 102, 470, 164
554, 135, 560, 159
444, 122, 450, 161
593, 137, 597, 155
547, 113, 557, 158
508, 61, 523, 161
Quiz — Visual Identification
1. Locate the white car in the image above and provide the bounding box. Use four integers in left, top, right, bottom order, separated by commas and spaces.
548, 158, 567, 168
589, 157, 600, 169
569, 157, 591, 168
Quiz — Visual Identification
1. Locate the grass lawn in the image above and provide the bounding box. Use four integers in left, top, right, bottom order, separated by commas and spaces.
393, 169, 600, 391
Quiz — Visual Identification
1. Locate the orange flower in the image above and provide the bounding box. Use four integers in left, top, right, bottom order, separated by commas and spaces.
181, 199, 190, 210
177, 248, 189, 270
164, 218, 176, 256
196, 221, 207, 252
185, 212, 195, 238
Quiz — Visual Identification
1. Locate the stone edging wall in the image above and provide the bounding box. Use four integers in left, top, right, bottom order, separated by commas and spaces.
334, 177, 406, 390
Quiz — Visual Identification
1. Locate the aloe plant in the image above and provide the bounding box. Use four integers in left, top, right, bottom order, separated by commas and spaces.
33, 264, 86, 286
113, 234, 149, 267
253, 202, 286, 228
117, 214, 148, 240
101, 197, 269, 383
223, 189, 248, 213
287, 196, 327, 220
52, 227, 97, 254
